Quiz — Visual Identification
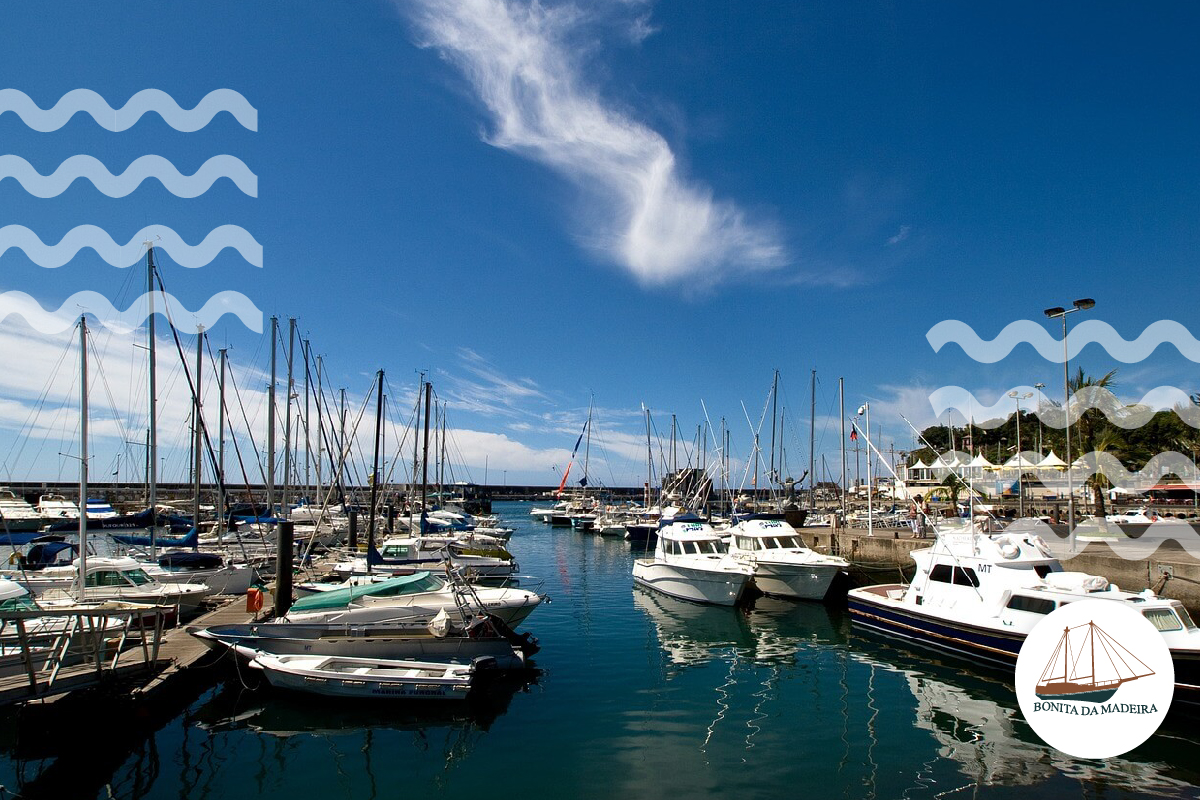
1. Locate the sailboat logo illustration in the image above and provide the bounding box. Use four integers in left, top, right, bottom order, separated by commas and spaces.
1035, 620, 1153, 704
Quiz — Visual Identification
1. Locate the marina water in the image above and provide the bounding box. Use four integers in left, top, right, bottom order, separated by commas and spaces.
2, 501, 1198, 799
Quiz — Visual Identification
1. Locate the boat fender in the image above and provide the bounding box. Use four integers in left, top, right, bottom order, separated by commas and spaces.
997, 537, 1020, 560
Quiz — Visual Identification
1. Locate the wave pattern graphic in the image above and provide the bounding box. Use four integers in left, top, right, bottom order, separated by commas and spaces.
930, 385, 1200, 429
0, 89, 257, 132
0, 225, 262, 268
0, 155, 256, 198
1000, 519, 1200, 563
917, 449, 1198, 491
927, 319, 1200, 363
0, 291, 262, 333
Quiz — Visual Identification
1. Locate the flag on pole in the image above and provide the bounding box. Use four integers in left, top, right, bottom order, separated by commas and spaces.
850, 428, 858, 441
556, 422, 589, 496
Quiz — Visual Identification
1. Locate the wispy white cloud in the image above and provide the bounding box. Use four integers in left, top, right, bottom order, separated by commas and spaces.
401, 0, 786, 288
887, 225, 911, 246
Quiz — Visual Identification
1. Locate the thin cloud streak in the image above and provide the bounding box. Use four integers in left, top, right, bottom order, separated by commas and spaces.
401, 0, 787, 287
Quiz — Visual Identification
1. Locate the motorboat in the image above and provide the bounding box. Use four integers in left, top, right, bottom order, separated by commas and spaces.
238, 646, 484, 700
146, 550, 258, 596
726, 515, 848, 600
846, 529, 1200, 706
0, 488, 42, 532
631, 514, 753, 606
280, 570, 544, 628
21, 556, 213, 613
529, 502, 566, 523
594, 513, 629, 537
330, 534, 517, 578
189, 611, 537, 669
85, 498, 118, 519
36, 494, 79, 522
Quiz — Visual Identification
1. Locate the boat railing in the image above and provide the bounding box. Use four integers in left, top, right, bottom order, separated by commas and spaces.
0, 604, 173, 701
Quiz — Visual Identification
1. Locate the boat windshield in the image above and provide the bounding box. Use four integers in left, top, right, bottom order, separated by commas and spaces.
1178, 606, 1199, 630
762, 536, 803, 550
0, 595, 38, 612
680, 539, 724, 555
373, 574, 444, 596
125, 569, 154, 586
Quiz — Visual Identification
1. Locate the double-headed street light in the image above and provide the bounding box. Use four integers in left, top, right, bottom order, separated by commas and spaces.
1044, 298, 1096, 543
1008, 390, 1033, 517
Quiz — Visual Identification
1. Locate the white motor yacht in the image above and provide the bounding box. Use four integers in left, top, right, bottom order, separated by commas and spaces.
331, 533, 517, 578
726, 516, 848, 600
632, 514, 753, 606
847, 529, 1200, 706
0, 489, 42, 532
21, 557, 212, 612
36, 494, 80, 522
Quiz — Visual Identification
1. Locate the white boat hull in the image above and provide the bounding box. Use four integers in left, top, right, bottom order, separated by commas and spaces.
750, 561, 841, 601
632, 559, 749, 606
246, 651, 474, 700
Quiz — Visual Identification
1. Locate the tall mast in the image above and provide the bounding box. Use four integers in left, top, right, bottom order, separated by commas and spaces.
644, 406, 652, 508
412, 372, 424, 514
839, 377, 847, 518
338, 387, 347, 502
769, 370, 778, 482
367, 370, 384, 558
281, 318, 296, 519
582, 396, 592, 493
440, 402, 447, 500
670, 414, 677, 476
303, 339, 311, 501
146, 244, 158, 558
427, 381, 436, 520
217, 347, 227, 529
810, 368, 816, 507
192, 325, 204, 530
266, 315, 277, 514
315, 353, 323, 501
78, 316, 89, 601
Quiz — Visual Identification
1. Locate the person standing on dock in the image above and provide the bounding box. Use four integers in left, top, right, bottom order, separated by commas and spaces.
907, 499, 921, 538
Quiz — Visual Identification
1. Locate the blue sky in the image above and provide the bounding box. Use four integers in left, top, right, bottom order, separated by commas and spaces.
1, 1, 1198, 489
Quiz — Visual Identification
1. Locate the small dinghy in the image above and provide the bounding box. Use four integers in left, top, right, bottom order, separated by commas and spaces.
237, 645, 490, 700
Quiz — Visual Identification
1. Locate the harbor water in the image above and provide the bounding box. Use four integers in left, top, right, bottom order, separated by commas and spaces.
2, 501, 1198, 799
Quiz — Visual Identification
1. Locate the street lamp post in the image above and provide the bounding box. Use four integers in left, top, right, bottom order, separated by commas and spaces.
1008, 390, 1033, 517
1034, 382, 1046, 456
1044, 298, 1096, 546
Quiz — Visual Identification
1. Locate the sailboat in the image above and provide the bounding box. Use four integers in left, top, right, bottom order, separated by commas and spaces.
1035, 621, 1154, 703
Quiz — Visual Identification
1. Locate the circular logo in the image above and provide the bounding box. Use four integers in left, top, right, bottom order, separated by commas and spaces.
1015, 598, 1174, 759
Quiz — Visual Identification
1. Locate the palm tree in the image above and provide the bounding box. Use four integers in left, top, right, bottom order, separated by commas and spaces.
1069, 367, 1119, 518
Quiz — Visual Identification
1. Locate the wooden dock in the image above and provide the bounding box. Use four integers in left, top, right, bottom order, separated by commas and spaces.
0, 596, 264, 707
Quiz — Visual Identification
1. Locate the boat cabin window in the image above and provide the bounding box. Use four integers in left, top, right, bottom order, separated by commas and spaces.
125, 569, 153, 585
765, 536, 802, 549
735, 536, 758, 551
1005, 595, 1055, 615
1143, 608, 1184, 632
86, 570, 127, 588
928, 564, 980, 588
381, 545, 409, 558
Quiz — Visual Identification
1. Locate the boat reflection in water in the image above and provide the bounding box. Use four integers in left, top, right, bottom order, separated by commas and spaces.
632, 587, 844, 752
850, 630, 1200, 795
